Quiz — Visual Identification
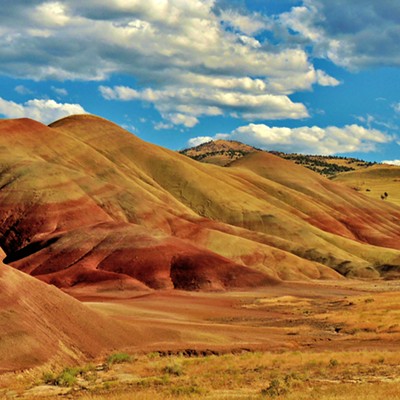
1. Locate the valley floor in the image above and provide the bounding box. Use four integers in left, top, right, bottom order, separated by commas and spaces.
2, 279, 400, 399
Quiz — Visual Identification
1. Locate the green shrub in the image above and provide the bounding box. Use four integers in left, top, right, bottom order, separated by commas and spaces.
56, 369, 78, 387
106, 352, 132, 365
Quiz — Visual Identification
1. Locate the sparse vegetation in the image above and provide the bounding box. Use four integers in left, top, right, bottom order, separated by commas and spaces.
162, 363, 184, 376
106, 352, 133, 365
25, 349, 400, 399
42, 365, 96, 387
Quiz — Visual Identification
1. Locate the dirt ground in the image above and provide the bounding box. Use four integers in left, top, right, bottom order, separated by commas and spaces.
65, 279, 400, 355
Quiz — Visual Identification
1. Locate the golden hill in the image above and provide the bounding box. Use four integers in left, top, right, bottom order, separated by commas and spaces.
0, 115, 400, 290
333, 164, 400, 207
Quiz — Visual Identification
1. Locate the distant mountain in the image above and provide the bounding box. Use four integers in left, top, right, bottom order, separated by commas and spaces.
180, 140, 376, 177
0, 116, 400, 291
180, 140, 258, 166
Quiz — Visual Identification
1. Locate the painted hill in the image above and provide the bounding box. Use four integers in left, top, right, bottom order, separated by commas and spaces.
0, 248, 129, 372
333, 164, 400, 207
1, 115, 400, 291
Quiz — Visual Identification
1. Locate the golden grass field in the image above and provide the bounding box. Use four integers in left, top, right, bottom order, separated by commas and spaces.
2, 279, 400, 399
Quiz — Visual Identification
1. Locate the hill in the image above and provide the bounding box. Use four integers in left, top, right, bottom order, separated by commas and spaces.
270, 152, 376, 177
0, 115, 400, 291
180, 140, 258, 166
333, 164, 400, 207
180, 140, 376, 177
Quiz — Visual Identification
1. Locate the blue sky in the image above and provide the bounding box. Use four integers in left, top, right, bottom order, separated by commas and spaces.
0, 0, 400, 163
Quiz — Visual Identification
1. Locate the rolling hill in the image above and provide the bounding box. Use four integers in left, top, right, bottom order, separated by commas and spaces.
0, 115, 400, 292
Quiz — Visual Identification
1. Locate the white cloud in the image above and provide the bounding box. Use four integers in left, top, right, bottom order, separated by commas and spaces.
0, 0, 342, 127
99, 85, 308, 127
33, 1, 71, 27
189, 123, 392, 155
166, 113, 198, 128
51, 86, 68, 96
15, 85, 33, 95
0, 97, 86, 124
153, 121, 173, 130
315, 70, 341, 87
382, 160, 400, 166
187, 136, 213, 147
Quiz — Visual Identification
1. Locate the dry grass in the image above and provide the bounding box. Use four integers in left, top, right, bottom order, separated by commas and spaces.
3, 349, 400, 399
65, 350, 400, 399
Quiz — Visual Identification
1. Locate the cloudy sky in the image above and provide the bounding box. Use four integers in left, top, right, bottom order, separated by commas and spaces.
1, 0, 400, 163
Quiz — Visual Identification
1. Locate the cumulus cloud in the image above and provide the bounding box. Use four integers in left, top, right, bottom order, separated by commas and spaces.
279, 0, 400, 69
382, 160, 400, 166
189, 123, 393, 155
0, 97, 86, 124
99, 85, 308, 127
0, 0, 342, 127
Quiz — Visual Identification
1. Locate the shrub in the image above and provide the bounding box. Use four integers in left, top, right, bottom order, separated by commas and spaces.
329, 359, 339, 367
106, 352, 132, 365
43, 367, 82, 387
261, 379, 288, 397
163, 363, 183, 376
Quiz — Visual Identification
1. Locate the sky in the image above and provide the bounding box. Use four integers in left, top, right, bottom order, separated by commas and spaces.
0, 0, 400, 164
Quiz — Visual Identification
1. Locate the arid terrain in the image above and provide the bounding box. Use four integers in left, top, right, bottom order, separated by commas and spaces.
1, 279, 400, 399
0, 116, 400, 399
